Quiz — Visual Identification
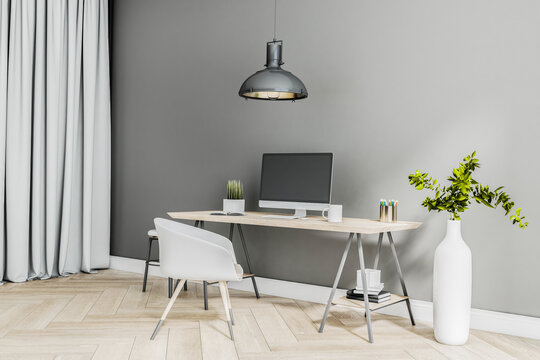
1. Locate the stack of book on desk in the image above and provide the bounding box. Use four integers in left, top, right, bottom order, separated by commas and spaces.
346, 283, 391, 303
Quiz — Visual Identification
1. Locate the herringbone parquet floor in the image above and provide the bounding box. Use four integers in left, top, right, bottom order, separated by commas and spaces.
0, 269, 539, 360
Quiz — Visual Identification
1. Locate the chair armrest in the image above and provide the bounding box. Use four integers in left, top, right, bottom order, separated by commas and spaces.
197, 230, 237, 263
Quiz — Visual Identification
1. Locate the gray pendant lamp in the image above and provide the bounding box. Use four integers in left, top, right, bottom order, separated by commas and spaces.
239, 0, 308, 101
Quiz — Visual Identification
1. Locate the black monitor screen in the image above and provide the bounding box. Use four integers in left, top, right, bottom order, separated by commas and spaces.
259, 153, 333, 204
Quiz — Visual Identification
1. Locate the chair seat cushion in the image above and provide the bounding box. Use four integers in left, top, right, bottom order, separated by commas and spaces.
234, 264, 244, 280
148, 229, 158, 238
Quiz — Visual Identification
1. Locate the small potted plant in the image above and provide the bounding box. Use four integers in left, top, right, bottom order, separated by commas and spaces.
223, 180, 245, 214
408, 151, 527, 346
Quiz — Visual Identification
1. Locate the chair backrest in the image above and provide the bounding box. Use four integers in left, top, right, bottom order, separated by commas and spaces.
154, 218, 239, 281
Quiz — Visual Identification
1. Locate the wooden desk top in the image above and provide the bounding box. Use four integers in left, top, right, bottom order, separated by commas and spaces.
167, 211, 421, 235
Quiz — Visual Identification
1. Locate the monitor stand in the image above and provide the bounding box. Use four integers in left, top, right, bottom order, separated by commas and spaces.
262, 209, 307, 220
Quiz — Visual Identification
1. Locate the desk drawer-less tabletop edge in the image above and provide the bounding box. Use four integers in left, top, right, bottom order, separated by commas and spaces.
167, 210, 422, 344
167, 211, 421, 234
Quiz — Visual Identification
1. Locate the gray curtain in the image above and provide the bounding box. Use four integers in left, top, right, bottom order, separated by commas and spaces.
0, 0, 110, 283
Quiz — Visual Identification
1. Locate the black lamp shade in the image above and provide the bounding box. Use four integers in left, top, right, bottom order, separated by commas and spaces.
239, 40, 308, 101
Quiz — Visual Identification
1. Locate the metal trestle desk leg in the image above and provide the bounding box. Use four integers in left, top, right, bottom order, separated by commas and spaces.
357, 233, 373, 343
373, 233, 383, 269
319, 231, 415, 343
199, 221, 209, 310
387, 232, 415, 326
232, 224, 260, 299
319, 233, 354, 334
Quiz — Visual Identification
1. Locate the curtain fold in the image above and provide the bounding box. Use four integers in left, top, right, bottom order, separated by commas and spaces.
0, 0, 10, 283
0, 0, 110, 283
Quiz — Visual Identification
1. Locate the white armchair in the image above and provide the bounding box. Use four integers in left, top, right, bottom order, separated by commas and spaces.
151, 218, 243, 340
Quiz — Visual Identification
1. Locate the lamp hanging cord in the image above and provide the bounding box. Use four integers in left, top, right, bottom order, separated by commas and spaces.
273, 0, 277, 41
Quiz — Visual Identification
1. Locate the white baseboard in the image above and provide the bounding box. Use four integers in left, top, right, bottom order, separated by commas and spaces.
109, 255, 540, 340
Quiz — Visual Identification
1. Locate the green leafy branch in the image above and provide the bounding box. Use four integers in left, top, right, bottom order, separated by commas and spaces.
408, 151, 528, 229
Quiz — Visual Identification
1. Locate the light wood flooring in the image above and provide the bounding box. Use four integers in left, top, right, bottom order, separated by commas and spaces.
0, 269, 539, 360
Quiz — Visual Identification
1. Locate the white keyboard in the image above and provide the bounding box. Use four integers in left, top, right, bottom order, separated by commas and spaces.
262, 214, 305, 220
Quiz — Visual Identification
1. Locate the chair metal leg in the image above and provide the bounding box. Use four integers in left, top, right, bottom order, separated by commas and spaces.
151, 279, 186, 340
151, 320, 163, 340
319, 232, 354, 333
218, 281, 234, 340
357, 233, 374, 343
224, 283, 234, 325
203, 281, 208, 310
387, 232, 415, 326
184, 281, 188, 291
168, 277, 173, 298
142, 237, 153, 292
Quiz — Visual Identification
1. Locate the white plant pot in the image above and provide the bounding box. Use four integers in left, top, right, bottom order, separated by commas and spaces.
433, 219, 472, 345
223, 199, 244, 213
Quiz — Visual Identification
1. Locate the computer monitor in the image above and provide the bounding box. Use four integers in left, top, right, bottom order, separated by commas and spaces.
259, 153, 334, 218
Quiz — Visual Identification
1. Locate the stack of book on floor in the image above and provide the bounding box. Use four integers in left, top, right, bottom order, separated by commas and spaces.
346, 283, 391, 303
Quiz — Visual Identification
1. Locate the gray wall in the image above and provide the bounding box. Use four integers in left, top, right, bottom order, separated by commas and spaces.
111, 0, 540, 317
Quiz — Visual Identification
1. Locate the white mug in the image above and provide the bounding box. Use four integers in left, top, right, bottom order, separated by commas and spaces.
357, 269, 381, 289
322, 204, 343, 223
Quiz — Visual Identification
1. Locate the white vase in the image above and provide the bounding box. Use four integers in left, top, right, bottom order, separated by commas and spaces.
433, 219, 472, 345
223, 199, 245, 213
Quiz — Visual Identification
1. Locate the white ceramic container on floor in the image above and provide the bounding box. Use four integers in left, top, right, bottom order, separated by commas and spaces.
433, 219, 472, 345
